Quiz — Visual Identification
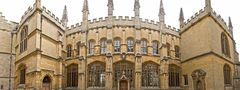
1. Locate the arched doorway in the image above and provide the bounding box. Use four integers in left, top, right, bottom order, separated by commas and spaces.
192, 69, 206, 90
196, 80, 203, 90
119, 80, 128, 90
42, 76, 51, 90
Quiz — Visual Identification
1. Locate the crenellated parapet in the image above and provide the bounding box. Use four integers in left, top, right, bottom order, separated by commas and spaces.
180, 7, 232, 36
66, 16, 179, 36
19, 4, 65, 30
41, 6, 65, 30
0, 12, 18, 32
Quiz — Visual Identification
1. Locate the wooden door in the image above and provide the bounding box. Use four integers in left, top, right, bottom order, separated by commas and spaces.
120, 80, 128, 90
42, 83, 51, 90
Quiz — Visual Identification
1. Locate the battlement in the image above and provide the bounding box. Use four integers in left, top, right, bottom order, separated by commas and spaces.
66, 16, 180, 37
20, 6, 34, 24
181, 7, 229, 35
42, 6, 64, 28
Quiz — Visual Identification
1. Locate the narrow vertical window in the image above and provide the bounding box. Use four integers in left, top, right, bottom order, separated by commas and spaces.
76, 42, 81, 56
20, 26, 28, 53
221, 33, 230, 57
175, 46, 180, 58
100, 39, 107, 54
224, 64, 231, 85
67, 45, 72, 57
19, 65, 26, 84
141, 40, 147, 54
183, 75, 188, 85
127, 38, 134, 52
88, 40, 95, 55
114, 38, 121, 52
153, 41, 159, 55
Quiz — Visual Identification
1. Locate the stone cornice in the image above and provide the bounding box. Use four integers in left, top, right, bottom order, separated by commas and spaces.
181, 51, 234, 64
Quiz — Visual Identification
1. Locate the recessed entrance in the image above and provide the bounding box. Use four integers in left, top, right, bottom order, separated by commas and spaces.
42, 76, 51, 90
119, 80, 128, 90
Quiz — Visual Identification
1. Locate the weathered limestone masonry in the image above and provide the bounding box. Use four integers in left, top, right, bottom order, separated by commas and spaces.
0, 0, 240, 90
0, 12, 18, 90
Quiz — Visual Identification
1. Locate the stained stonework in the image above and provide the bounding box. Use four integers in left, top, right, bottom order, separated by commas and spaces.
0, 0, 240, 90
0, 13, 17, 90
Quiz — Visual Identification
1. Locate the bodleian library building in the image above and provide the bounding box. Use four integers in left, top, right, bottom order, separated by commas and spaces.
0, 0, 240, 90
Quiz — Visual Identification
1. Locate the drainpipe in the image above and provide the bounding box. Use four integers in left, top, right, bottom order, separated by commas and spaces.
9, 29, 15, 90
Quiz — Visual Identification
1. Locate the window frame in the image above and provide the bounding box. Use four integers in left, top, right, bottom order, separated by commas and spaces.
141, 39, 147, 54
127, 38, 134, 53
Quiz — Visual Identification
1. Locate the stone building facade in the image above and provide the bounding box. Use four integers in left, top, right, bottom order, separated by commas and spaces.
0, 0, 240, 90
0, 12, 18, 90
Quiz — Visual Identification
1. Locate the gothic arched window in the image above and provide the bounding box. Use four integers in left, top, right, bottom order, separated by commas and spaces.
114, 38, 121, 52
88, 40, 95, 55
169, 64, 181, 87
221, 33, 230, 57
224, 64, 231, 85
20, 26, 28, 53
100, 38, 107, 54
76, 42, 81, 56
67, 64, 78, 87
66, 45, 72, 57
141, 39, 147, 54
152, 41, 159, 55
127, 38, 134, 52
175, 45, 180, 58
142, 62, 159, 87
19, 65, 26, 84
88, 62, 105, 87
166, 43, 171, 56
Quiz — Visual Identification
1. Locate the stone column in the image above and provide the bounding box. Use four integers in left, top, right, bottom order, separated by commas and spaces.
79, 57, 86, 90
135, 54, 142, 90
106, 53, 113, 90
160, 60, 169, 90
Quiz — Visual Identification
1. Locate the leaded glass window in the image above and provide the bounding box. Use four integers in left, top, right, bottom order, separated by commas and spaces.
141, 40, 147, 54
19, 65, 26, 84
142, 62, 159, 87
175, 45, 180, 58
221, 33, 230, 57
114, 61, 135, 88
88, 40, 95, 55
88, 62, 105, 87
114, 39, 121, 52
67, 64, 78, 87
76, 42, 81, 56
153, 41, 159, 55
169, 64, 180, 87
67, 45, 72, 57
127, 39, 134, 52
101, 39, 107, 54
20, 26, 28, 53
224, 64, 231, 85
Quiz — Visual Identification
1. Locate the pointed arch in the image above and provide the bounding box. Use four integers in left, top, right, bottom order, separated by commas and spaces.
221, 33, 230, 57
223, 64, 231, 85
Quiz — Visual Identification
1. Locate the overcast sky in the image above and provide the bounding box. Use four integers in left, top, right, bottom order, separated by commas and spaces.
0, 0, 239, 57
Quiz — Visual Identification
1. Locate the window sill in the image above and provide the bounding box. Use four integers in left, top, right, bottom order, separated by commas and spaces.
17, 84, 25, 88
127, 52, 135, 55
